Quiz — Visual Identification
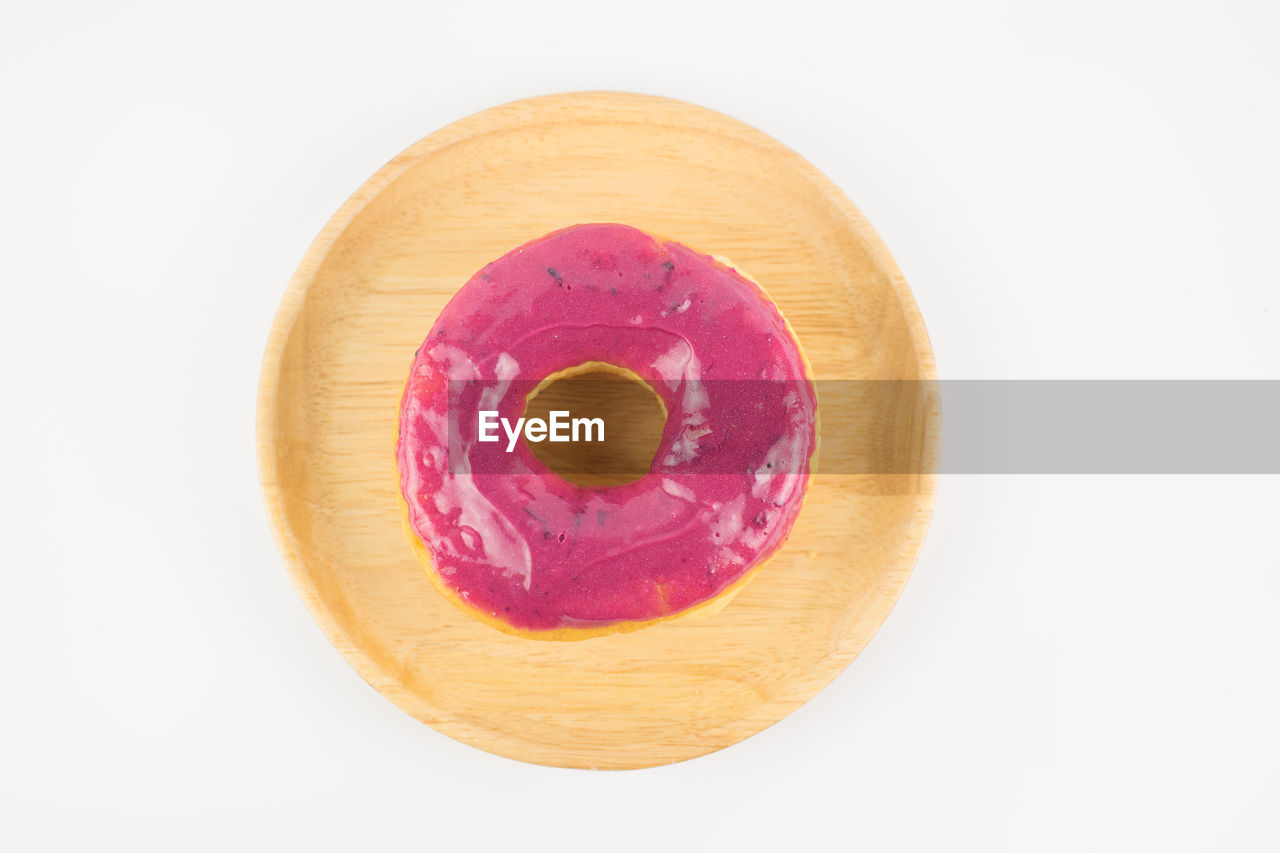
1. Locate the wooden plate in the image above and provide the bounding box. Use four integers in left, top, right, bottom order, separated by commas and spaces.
257, 91, 939, 769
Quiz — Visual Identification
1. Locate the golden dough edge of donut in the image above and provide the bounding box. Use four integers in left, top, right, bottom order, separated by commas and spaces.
394, 234, 819, 642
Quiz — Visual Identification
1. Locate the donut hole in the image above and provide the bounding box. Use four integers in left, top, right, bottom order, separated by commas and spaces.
523, 362, 667, 488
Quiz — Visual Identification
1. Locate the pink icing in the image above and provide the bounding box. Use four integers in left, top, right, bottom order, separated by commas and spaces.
396, 224, 817, 632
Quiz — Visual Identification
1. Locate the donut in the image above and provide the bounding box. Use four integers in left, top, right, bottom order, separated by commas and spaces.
396, 224, 818, 640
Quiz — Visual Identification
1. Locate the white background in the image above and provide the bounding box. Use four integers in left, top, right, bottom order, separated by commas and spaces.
2, 2, 1277, 850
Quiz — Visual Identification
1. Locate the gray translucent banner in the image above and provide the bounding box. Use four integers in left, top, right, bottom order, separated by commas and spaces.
441, 379, 1280, 475
935, 380, 1279, 474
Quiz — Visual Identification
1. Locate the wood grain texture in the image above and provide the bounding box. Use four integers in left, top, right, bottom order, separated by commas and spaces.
256, 91, 940, 769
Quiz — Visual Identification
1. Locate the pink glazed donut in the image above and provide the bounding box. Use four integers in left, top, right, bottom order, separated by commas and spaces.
396, 224, 817, 639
